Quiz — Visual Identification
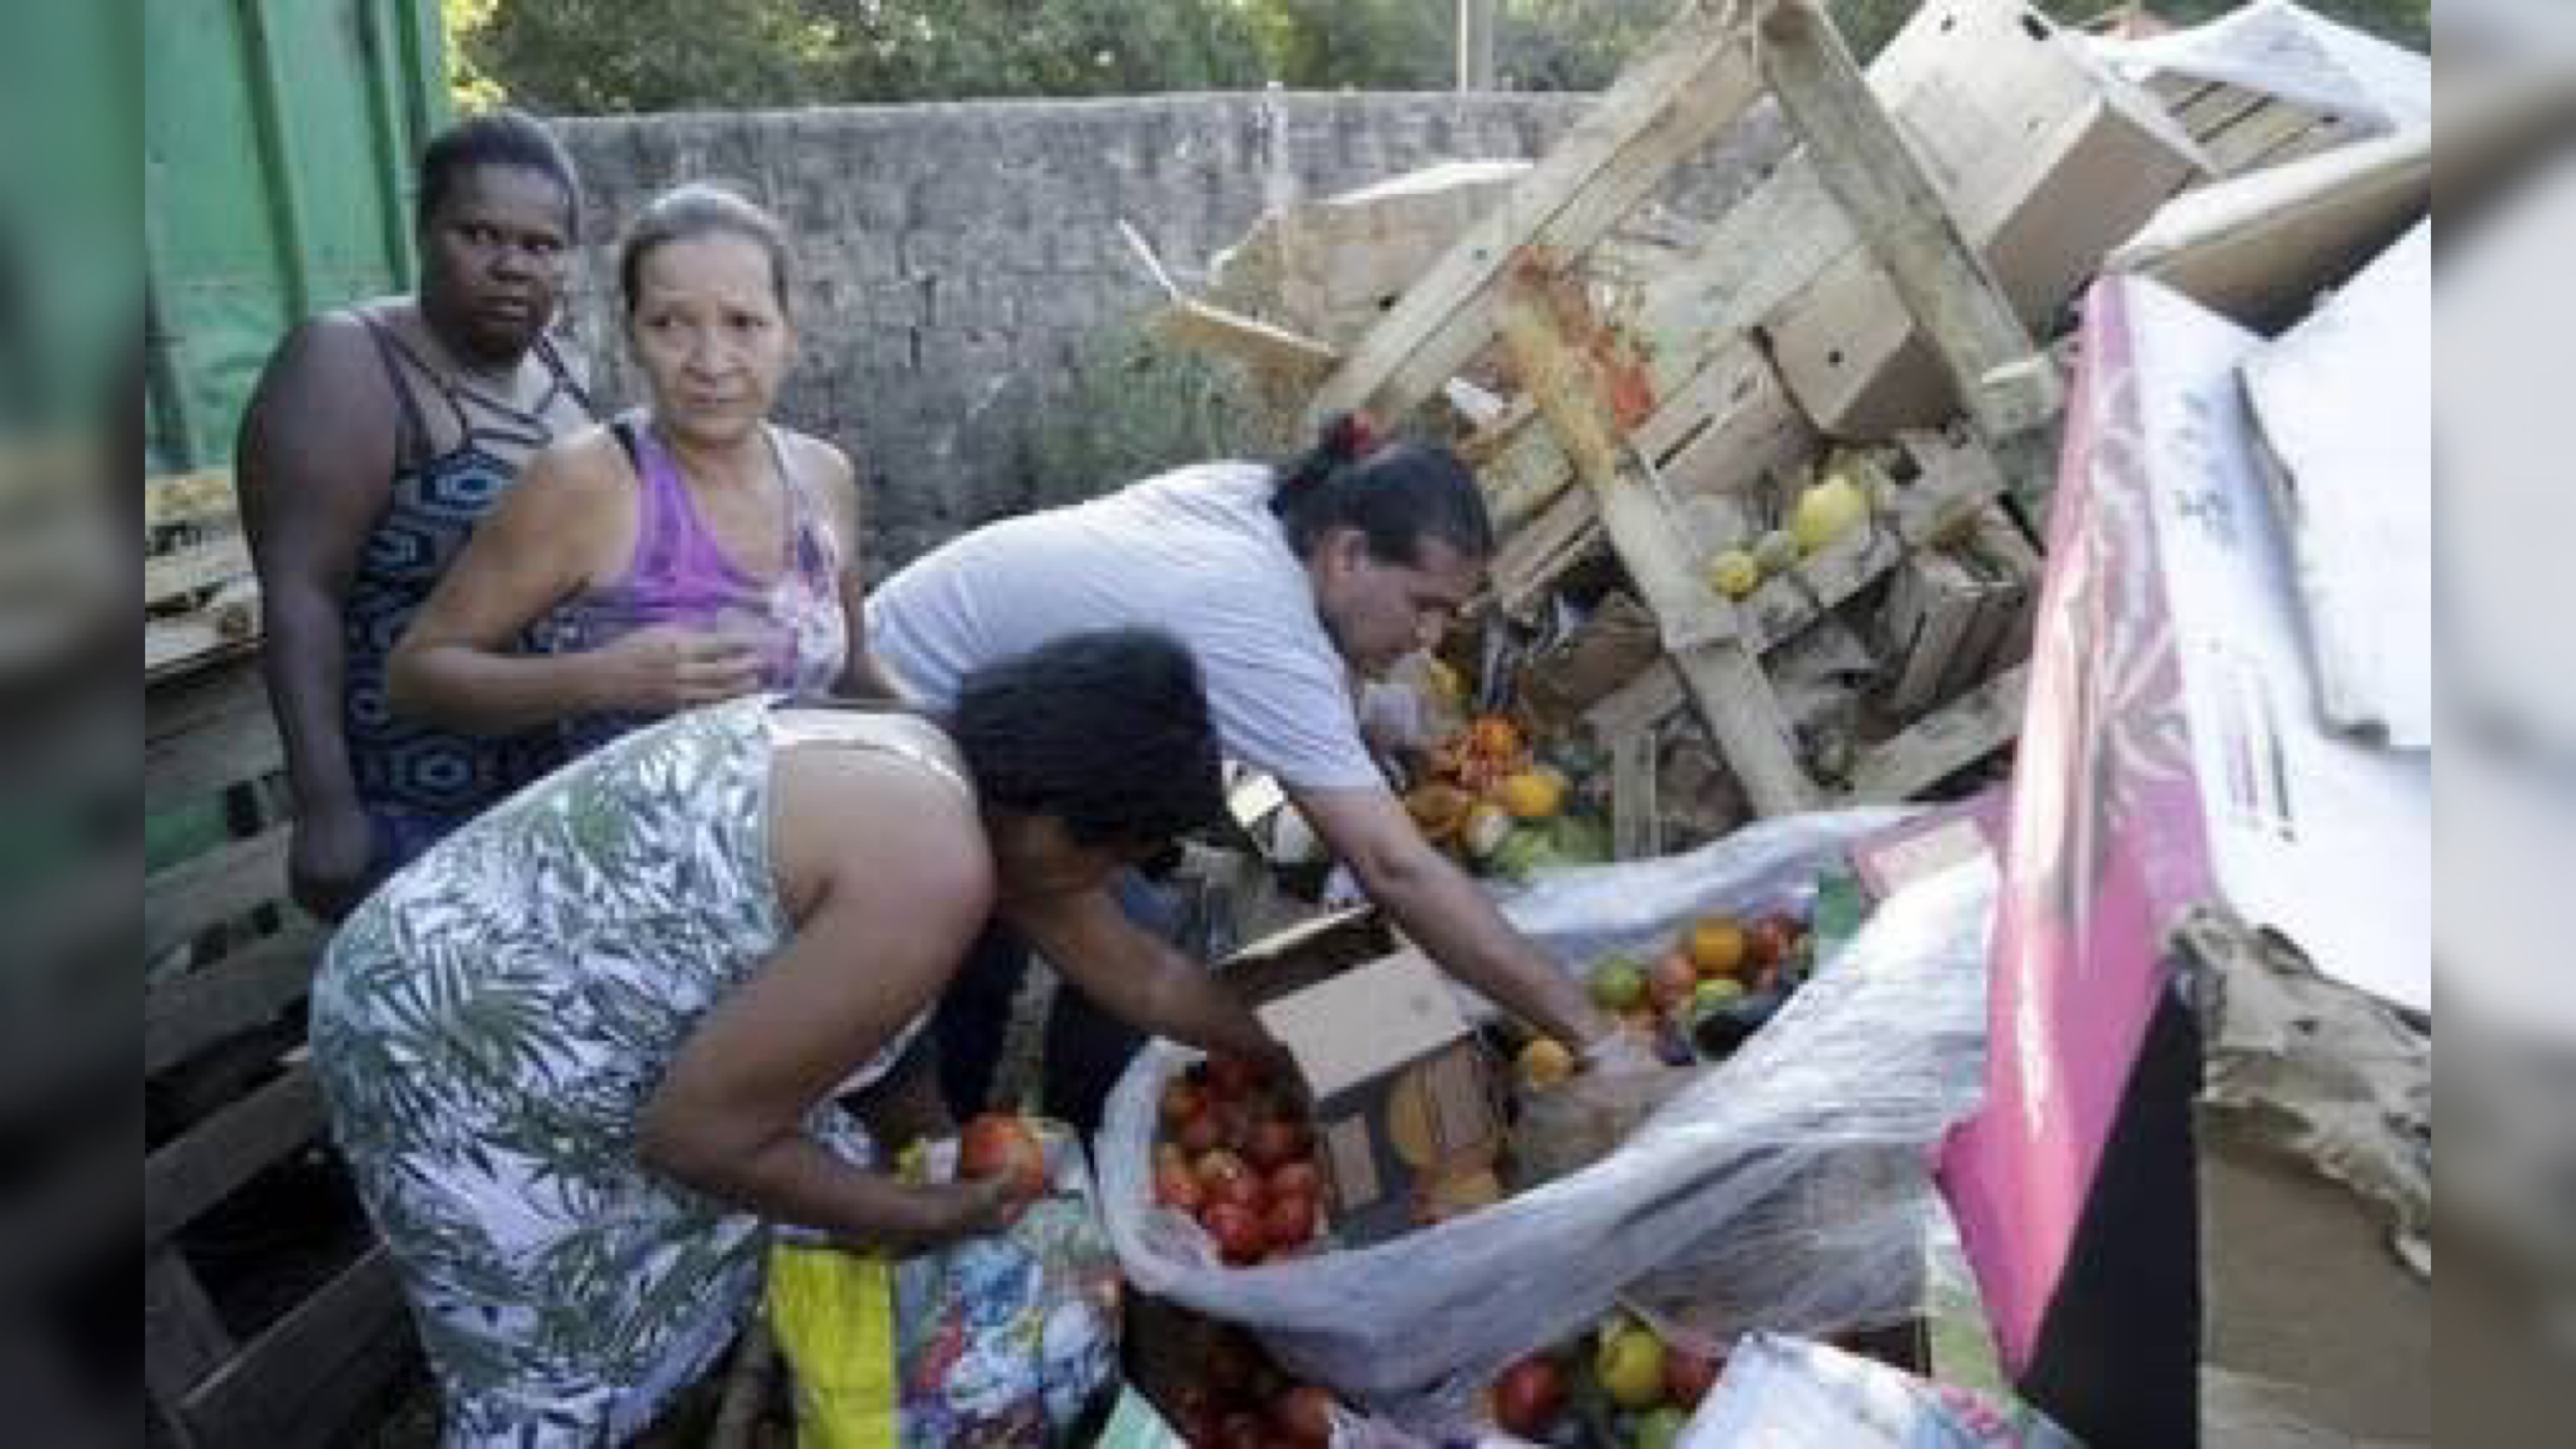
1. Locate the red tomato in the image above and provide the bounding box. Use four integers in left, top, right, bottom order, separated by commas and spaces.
1155, 1162, 1205, 1213
1177, 1112, 1224, 1157
1491, 1355, 1566, 1436
1206, 1053, 1265, 1102
957, 1113, 1046, 1201
1208, 1169, 1265, 1213
1262, 1191, 1317, 1249
1200, 1201, 1267, 1265
1664, 1346, 1722, 1407
1245, 1117, 1306, 1171
1269, 1384, 1337, 1446
1267, 1160, 1322, 1201
1194, 1148, 1253, 1192
1163, 1078, 1208, 1130
1747, 916, 1798, 968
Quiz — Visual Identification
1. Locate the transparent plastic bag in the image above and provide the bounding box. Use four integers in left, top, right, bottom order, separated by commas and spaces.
1099, 811, 1994, 1428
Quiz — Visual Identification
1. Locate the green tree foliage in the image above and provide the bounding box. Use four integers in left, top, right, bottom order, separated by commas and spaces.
451, 0, 2429, 113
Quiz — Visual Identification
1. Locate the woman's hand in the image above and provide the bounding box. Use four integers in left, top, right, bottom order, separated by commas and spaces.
586, 623, 764, 714
927, 1172, 1026, 1242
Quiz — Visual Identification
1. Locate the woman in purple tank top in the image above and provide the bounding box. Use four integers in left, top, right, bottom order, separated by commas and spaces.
390, 183, 902, 757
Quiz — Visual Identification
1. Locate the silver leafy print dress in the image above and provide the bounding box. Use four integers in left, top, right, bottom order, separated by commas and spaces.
311, 694, 949, 1445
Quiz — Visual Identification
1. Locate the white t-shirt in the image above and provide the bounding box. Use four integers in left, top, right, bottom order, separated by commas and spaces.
865, 462, 1383, 791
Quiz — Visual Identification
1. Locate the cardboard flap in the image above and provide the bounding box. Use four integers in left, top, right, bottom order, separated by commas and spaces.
1254, 949, 1470, 1101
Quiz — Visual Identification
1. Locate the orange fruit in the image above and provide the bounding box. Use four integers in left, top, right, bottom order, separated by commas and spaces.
1683, 917, 1748, 978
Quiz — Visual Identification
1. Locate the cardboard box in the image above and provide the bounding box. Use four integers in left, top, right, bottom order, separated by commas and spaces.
1766, 0, 2208, 436
1935, 276, 2429, 1448
1251, 948, 1504, 1247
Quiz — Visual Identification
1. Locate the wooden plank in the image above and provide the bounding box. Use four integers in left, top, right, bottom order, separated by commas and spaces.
146, 1250, 234, 1416
146, 470, 239, 531
1499, 286, 1819, 816
1310, 0, 1765, 426
180, 1246, 412, 1449
143, 1061, 326, 1249
1489, 485, 1604, 616
146, 579, 264, 682
146, 922, 327, 1079
1878, 549, 1987, 716
1758, 0, 2063, 451
146, 533, 253, 608
1607, 729, 1662, 861
144, 825, 290, 961
1147, 299, 1340, 386
1840, 661, 2031, 802
147, 659, 284, 806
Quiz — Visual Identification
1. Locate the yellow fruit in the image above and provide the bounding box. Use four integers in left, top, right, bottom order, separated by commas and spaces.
1596, 1328, 1667, 1411
1495, 769, 1565, 821
1682, 917, 1748, 977
1517, 1037, 1575, 1090
1705, 547, 1760, 599
1752, 528, 1801, 575
1404, 782, 1474, 841
1791, 472, 1869, 554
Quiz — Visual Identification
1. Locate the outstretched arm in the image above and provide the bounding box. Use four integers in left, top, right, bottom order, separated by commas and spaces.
1288, 782, 1615, 1051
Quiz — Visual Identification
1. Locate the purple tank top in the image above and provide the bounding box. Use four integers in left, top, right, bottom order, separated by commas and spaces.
549, 413, 849, 755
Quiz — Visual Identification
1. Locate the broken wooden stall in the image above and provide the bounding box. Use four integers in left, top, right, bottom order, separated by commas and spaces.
1156, 0, 2214, 856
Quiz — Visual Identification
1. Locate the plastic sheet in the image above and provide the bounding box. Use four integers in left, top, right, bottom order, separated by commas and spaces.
1099, 812, 1994, 1426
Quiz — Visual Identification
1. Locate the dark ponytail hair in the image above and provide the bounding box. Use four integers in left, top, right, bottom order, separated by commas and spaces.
1267, 415, 1495, 566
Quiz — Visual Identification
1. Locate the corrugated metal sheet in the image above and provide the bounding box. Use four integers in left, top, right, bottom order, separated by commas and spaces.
145, 0, 447, 472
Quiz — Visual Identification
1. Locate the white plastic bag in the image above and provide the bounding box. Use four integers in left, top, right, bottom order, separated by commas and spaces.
1099, 812, 1994, 1427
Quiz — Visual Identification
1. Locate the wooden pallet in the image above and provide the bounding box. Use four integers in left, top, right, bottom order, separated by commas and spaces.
1304, 0, 2061, 822
144, 642, 414, 1443
146, 471, 264, 683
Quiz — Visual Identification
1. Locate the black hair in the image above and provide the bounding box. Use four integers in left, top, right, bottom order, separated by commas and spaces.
417, 108, 579, 233
617, 182, 793, 318
1267, 415, 1495, 566
949, 628, 1225, 850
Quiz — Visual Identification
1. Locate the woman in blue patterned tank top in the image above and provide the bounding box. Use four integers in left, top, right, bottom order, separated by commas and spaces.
239, 111, 596, 920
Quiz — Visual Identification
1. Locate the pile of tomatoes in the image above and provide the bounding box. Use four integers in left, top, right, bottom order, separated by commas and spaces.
1152, 1053, 1332, 1267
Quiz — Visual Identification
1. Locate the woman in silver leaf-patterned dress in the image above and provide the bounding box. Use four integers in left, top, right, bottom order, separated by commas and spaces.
310, 629, 1281, 1445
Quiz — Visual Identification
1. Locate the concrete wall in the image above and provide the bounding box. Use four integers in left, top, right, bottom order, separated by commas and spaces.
554, 91, 1784, 572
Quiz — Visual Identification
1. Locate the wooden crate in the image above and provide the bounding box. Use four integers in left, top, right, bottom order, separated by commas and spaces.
144, 480, 415, 1448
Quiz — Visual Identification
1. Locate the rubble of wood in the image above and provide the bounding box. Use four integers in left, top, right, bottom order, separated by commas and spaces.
1155, 0, 2415, 871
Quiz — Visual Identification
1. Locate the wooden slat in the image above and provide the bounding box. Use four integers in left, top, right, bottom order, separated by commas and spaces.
1147, 299, 1341, 386
179, 1246, 411, 1449
1499, 285, 1820, 816
143, 1061, 326, 1249
1310, 0, 1765, 425
1840, 661, 2031, 802
145, 826, 290, 961
1758, 0, 2062, 455
146, 534, 254, 609
147, 658, 284, 806
146, 579, 264, 682
1489, 484, 1604, 616
1608, 729, 1662, 861
146, 470, 240, 531
146, 922, 327, 1079
146, 1249, 235, 1415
